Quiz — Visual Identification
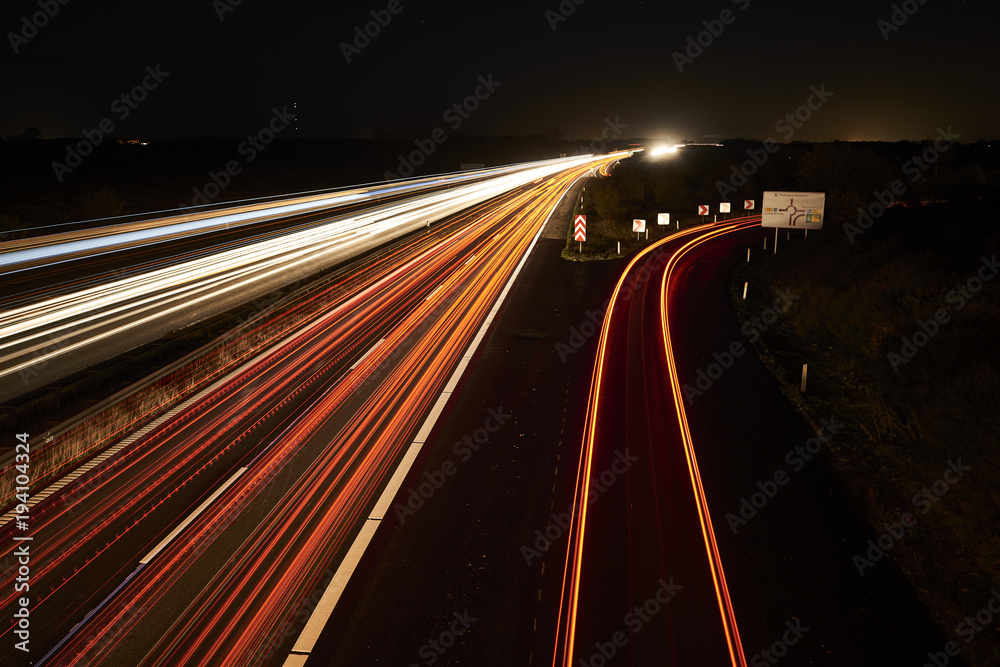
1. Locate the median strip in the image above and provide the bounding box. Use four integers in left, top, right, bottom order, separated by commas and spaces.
140, 466, 247, 565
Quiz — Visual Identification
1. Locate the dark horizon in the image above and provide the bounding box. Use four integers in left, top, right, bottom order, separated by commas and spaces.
8, 133, 1000, 145
2, 1, 996, 144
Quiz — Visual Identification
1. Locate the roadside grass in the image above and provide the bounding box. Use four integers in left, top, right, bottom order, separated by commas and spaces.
730, 204, 1000, 665
560, 206, 718, 261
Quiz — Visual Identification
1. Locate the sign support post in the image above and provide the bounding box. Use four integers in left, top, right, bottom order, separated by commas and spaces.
761, 191, 825, 253
633, 218, 646, 240
573, 215, 587, 253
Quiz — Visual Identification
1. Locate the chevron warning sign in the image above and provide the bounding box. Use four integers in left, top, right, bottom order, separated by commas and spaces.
574, 215, 586, 242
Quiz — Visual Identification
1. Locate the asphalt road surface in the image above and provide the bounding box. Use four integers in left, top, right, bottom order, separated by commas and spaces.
311, 218, 953, 667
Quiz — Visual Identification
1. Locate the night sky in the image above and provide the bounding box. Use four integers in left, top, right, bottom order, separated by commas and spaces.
1, 0, 995, 143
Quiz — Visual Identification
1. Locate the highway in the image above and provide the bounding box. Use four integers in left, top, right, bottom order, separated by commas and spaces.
0, 160, 585, 273
206, 196, 955, 667
0, 154, 623, 666
547, 217, 952, 666
1, 155, 950, 666
0, 156, 611, 403
552, 218, 759, 667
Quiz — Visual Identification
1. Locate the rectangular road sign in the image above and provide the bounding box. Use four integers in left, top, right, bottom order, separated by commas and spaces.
698, 205, 709, 216
761, 191, 825, 229
744, 199, 755, 210
633, 218, 646, 233
574, 215, 586, 242
657, 213, 669, 226
719, 202, 731, 213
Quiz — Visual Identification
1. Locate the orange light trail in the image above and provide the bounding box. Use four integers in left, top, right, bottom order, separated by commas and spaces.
554, 216, 760, 666
26, 155, 626, 666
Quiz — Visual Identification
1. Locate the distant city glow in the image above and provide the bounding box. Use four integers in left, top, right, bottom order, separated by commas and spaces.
650, 145, 678, 157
